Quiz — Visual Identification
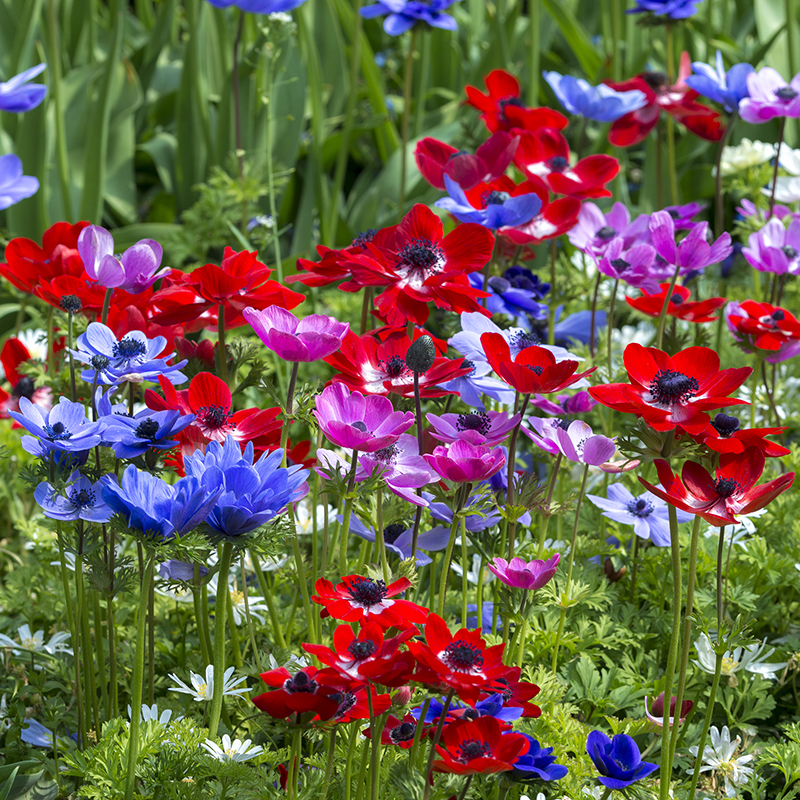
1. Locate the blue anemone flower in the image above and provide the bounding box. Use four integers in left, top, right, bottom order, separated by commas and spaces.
586, 731, 658, 789
35, 472, 113, 523
435, 175, 542, 230
0, 154, 39, 211
100, 403, 195, 459
0, 65, 47, 113
511, 733, 569, 780
627, 0, 704, 18
543, 71, 647, 122
101, 467, 222, 542
203, 0, 307, 11
360, 0, 458, 36
10, 397, 104, 455
467, 266, 550, 328
685, 51, 753, 114
342, 514, 450, 566
413, 694, 522, 724
183, 437, 309, 538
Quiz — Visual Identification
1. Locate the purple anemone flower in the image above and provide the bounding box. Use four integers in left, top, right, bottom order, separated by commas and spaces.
544, 71, 646, 123
467, 266, 549, 329
740, 67, 800, 123
435, 175, 542, 230
34, 472, 113, 523
511, 734, 569, 781
426, 410, 520, 447
596, 238, 660, 292
524, 418, 615, 467
649, 210, 732, 278
77, 225, 168, 294
423, 440, 506, 483
568, 201, 649, 258
685, 51, 753, 115
586, 483, 693, 547
159, 560, 208, 581
0, 153, 39, 211
0, 64, 47, 113
343, 514, 449, 566
743, 217, 800, 275
424, 492, 501, 537
243, 306, 349, 362
586, 731, 658, 789
487, 554, 560, 591
313, 383, 415, 453
436, 358, 515, 412
10, 397, 104, 454
465, 602, 497, 631
360, 0, 459, 36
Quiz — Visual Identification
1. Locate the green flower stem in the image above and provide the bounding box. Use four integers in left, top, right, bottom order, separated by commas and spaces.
551, 463, 590, 673
240, 553, 261, 670
606, 278, 619, 379
768, 116, 786, 220
192, 585, 211, 666
599, 788, 613, 800
280, 361, 300, 466
289, 728, 302, 798
376, 487, 390, 584
527, 0, 540, 106
343, 723, 360, 800
321, 727, 337, 800
217, 304, 229, 385
665, 25, 679, 206
588, 272, 602, 358
92, 592, 109, 720
338, 454, 360, 570
476, 556, 486, 631
460, 515, 469, 633
367, 693, 387, 800
46, 307, 56, 379
101, 288, 114, 326
438, 484, 468, 618
688, 652, 723, 800
668, 514, 703, 765
506, 394, 530, 559
547, 240, 557, 345
124, 551, 155, 800
200, 583, 214, 656
658, 504, 683, 800
291, 508, 316, 645
226, 592, 243, 668
107, 595, 118, 717
264, 31, 283, 280
536, 453, 562, 558
656, 263, 681, 351
148, 576, 156, 704
714, 114, 737, 237
421, 690, 454, 800
517, 598, 530, 668
408, 696, 432, 770
207, 540, 234, 739
251, 555, 286, 648
75, 548, 100, 736
398, 26, 418, 219
67, 311, 77, 402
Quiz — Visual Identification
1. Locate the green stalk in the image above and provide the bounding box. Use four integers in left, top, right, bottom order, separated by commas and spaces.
421, 689, 454, 800
207, 541, 234, 739
408, 696, 431, 770
343, 722, 360, 800
107, 595, 118, 717
239, 553, 261, 670
656, 264, 681, 351
665, 26, 679, 206
264, 32, 283, 279
547, 240, 557, 345
658, 505, 682, 800
75, 545, 100, 737
437, 485, 467, 618
252, 555, 286, 648
527, 0, 540, 106
460, 515, 468, 634
768, 117, 786, 219
398, 26, 418, 219
124, 552, 155, 800
217, 304, 229, 385
291, 508, 316, 644
375, 487, 390, 583
192, 586, 211, 666
92, 592, 109, 720
280, 362, 300, 465
414, 29, 430, 137
505, 394, 530, 559
688, 652, 723, 799
714, 114, 737, 237
536, 453, 562, 557
606, 278, 619, 379
338, 455, 360, 570
321, 727, 337, 800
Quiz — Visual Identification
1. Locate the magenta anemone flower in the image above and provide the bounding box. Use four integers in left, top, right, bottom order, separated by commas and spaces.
739, 67, 800, 123
742, 217, 800, 276
426, 410, 520, 446
357, 434, 438, 505
649, 210, 732, 278
524, 418, 615, 467
77, 225, 167, 294
596, 238, 660, 292
568, 201, 648, 258
487, 554, 560, 591
313, 383, 415, 453
243, 306, 349, 362
528, 390, 597, 416
423, 440, 506, 483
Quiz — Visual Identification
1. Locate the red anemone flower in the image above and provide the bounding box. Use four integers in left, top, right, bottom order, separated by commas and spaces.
606, 52, 724, 147
408, 614, 514, 706
0, 338, 51, 418
152, 247, 304, 329
640, 448, 794, 527
414, 132, 520, 191
144, 372, 282, 456
589, 343, 752, 435
322, 683, 393, 724
726, 300, 800, 352
432, 716, 529, 775
325, 328, 471, 398
367, 714, 430, 748
485, 669, 541, 718
513, 128, 620, 199
692, 413, 790, 458
626, 283, 726, 323
481, 333, 595, 395
303, 620, 417, 688
311, 575, 429, 630
465, 70, 568, 134
340, 204, 494, 326
252, 666, 341, 721
0, 221, 91, 293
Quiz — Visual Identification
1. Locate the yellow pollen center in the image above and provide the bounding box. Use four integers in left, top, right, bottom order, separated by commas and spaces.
717, 759, 736, 778
721, 656, 739, 675
230, 590, 244, 605
21, 638, 37, 649
196, 682, 209, 698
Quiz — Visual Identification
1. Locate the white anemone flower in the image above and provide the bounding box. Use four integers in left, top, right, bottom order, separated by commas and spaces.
718, 139, 775, 176
294, 499, 333, 535
694, 633, 786, 680
127, 703, 178, 726
202, 734, 263, 763
779, 145, 800, 176
168, 665, 249, 702
689, 725, 754, 797
207, 573, 270, 626
762, 176, 800, 204
451, 554, 494, 586
0, 624, 72, 657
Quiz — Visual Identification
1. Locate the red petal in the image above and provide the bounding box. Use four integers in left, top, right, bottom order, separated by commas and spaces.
188, 372, 232, 413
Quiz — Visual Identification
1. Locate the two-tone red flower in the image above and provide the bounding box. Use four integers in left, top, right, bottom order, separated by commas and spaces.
513, 128, 619, 199
626, 283, 726, 324
640, 447, 794, 527
481, 333, 595, 395
0, 337, 51, 418
252, 666, 341, 721
408, 614, 514, 706
726, 300, 800, 353
311, 575, 429, 630
589, 344, 752, 435
324, 684, 392, 724
432, 717, 529, 775
465, 70, 568, 134
367, 714, 429, 748
486, 668, 541, 719
325, 328, 471, 398
692, 413, 789, 458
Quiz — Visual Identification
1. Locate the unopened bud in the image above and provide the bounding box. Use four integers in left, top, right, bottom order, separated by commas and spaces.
59, 295, 82, 314
405, 335, 436, 374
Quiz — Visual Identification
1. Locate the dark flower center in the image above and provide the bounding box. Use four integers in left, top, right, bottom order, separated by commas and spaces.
643, 72, 669, 91
347, 640, 377, 660
498, 97, 524, 119
390, 722, 417, 743
351, 421, 369, 432
670, 293, 684, 305
442, 640, 484, 673
487, 276, 511, 293
352, 229, 378, 248
462, 359, 477, 376
70, 488, 95, 508
493, 678, 512, 701
714, 478, 740, 498
776, 86, 799, 101
483, 190, 511, 207
348, 577, 387, 607
135, 418, 160, 440
546, 156, 569, 173
374, 444, 398, 461
463, 709, 480, 721
12, 376, 36, 399
283, 671, 317, 693
398, 238, 442, 274
196, 404, 233, 431
334, 691, 356, 719
382, 355, 409, 379
59, 294, 82, 314
456, 412, 491, 435
595, 226, 616, 240
555, 417, 572, 430
711, 413, 740, 438
113, 337, 147, 360
527, 365, 544, 375
383, 523, 406, 544
44, 421, 72, 441
648, 369, 699, 405
511, 331, 540, 350
667, 208, 681, 219
91, 355, 111, 371
772, 309, 786, 321
627, 498, 654, 518
457, 739, 492, 763
610, 258, 630, 273
782, 246, 797, 259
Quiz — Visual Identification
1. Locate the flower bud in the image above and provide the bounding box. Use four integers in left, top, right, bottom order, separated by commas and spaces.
405, 335, 436, 374
59, 294, 82, 314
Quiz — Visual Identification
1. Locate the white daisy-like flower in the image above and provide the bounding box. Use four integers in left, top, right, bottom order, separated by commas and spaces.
168, 665, 250, 702
201, 734, 263, 763
207, 573, 270, 626
16, 329, 49, 363
294, 500, 333, 535
762, 176, 800, 204
694, 633, 786, 680
0, 624, 72, 657
451, 554, 494, 586
718, 139, 776, 176
779, 145, 800, 176
127, 703, 178, 726
689, 725, 754, 797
